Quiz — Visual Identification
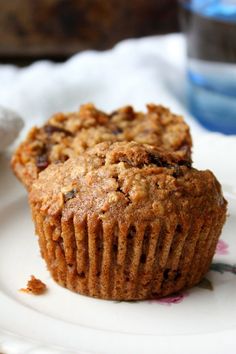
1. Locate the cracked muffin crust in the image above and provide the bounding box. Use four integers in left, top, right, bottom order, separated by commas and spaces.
29, 141, 227, 300
11, 103, 192, 188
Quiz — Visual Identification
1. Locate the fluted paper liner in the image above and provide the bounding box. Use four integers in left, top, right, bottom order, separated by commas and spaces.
31, 208, 226, 300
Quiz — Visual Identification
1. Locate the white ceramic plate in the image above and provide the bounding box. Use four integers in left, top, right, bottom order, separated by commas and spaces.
0, 133, 236, 354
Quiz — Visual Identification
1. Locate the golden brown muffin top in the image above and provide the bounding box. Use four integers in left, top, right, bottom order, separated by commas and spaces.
12, 103, 192, 188
30, 141, 226, 226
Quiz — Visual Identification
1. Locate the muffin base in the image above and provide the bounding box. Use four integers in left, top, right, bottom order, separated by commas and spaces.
32, 209, 225, 301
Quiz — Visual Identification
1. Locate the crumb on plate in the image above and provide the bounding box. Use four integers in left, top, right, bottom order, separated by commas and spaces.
20, 275, 47, 295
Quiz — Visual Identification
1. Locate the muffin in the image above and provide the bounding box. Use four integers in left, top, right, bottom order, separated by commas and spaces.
11, 103, 192, 189
29, 141, 227, 300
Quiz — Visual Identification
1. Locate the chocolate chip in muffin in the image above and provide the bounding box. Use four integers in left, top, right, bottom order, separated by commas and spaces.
175, 224, 183, 233
36, 154, 49, 170
172, 165, 183, 178
148, 153, 172, 168
44, 124, 73, 136
112, 127, 123, 135
178, 160, 192, 168
140, 254, 147, 264
63, 188, 77, 202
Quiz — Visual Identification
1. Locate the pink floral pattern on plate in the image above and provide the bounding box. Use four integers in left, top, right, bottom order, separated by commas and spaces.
142, 240, 230, 306
149, 292, 188, 305
215, 239, 229, 255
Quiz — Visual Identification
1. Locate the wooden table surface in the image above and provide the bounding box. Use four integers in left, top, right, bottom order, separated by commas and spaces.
0, 0, 179, 65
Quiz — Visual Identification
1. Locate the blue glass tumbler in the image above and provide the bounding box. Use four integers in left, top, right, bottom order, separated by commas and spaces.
179, 0, 236, 134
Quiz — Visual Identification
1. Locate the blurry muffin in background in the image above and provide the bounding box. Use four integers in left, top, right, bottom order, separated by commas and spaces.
11, 103, 192, 188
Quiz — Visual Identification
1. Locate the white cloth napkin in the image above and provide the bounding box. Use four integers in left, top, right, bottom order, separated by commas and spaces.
0, 34, 205, 140
0, 106, 23, 151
